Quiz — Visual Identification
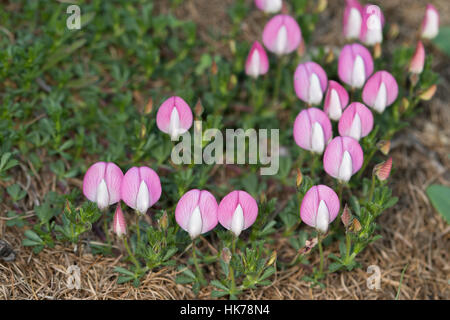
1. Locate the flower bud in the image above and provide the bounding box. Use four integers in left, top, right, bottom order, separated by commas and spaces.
83, 162, 123, 211
144, 97, 153, 115
255, 0, 282, 14
338, 43, 374, 89
419, 84, 437, 101
343, 0, 363, 40
159, 210, 168, 230
341, 204, 352, 229
113, 204, 127, 237
374, 157, 392, 181
350, 218, 362, 232
245, 41, 269, 78
218, 190, 258, 237
293, 108, 333, 154
338, 102, 374, 141
262, 14, 302, 55
156, 96, 193, 140
121, 166, 162, 215
409, 41, 425, 74
221, 247, 232, 264
362, 70, 398, 113
267, 251, 277, 266
175, 189, 218, 239
377, 140, 391, 155
300, 185, 340, 233
294, 62, 328, 106
360, 4, 385, 46
296, 168, 303, 188
421, 4, 439, 39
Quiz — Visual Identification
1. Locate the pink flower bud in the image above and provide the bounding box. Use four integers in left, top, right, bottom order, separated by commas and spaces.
323, 80, 349, 121
294, 62, 328, 106
338, 102, 374, 141
323, 136, 364, 182
362, 70, 398, 113
156, 96, 193, 140
409, 41, 425, 74
83, 162, 123, 211
262, 14, 302, 55
175, 189, 218, 239
293, 108, 333, 154
421, 4, 439, 39
113, 204, 127, 237
218, 190, 258, 237
120, 166, 162, 215
343, 0, 363, 40
255, 0, 282, 14
360, 4, 385, 46
245, 41, 269, 78
300, 185, 340, 233
338, 43, 374, 89
374, 157, 392, 181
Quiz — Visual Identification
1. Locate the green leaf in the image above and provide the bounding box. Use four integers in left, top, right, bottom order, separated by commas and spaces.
210, 280, 229, 291
432, 26, 450, 57
114, 267, 135, 277
426, 184, 450, 224
24, 230, 43, 243
211, 290, 228, 298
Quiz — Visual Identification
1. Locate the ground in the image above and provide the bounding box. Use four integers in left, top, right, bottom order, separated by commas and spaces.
0, 0, 449, 299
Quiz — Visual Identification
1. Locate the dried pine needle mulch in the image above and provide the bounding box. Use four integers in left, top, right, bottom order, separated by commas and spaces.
1, 0, 449, 300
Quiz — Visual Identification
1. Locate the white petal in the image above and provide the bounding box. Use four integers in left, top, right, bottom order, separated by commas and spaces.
168, 107, 181, 140
231, 204, 245, 237
348, 113, 362, 140
311, 122, 325, 154
315, 200, 330, 233
136, 180, 150, 214
364, 15, 383, 45
422, 10, 439, 39
373, 82, 387, 113
328, 89, 342, 121
248, 49, 261, 78
338, 150, 353, 182
264, 0, 282, 13
351, 55, 366, 88
275, 25, 288, 55
96, 179, 109, 210
346, 8, 362, 39
308, 73, 323, 105
188, 206, 203, 239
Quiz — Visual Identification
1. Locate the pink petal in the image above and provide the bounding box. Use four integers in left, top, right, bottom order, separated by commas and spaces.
104, 162, 124, 205
409, 41, 425, 74
218, 191, 259, 230
338, 102, 374, 139
343, 0, 363, 39
300, 186, 320, 227
113, 204, 127, 236
237, 191, 259, 229
421, 4, 440, 39
338, 43, 373, 87
198, 190, 219, 233
316, 185, 340, 223
83, 162, 107, 202
323, 80, 349, 118
120, 167, 140, 209
362, 70, 398, 108
262, 15, 302, 55
359, 4, 385, 45
245, 41, 269, 77
156, 96, 193, 134
293, 108, 332, 151
323, 136, 364, 178
138, 166, 162, 207
342, 137, 364, 174
293, 62, 328, 103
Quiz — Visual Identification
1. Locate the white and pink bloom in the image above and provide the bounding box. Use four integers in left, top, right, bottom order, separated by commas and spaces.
294, 62, 328, 106
338, 43, 374, 88
362, 70, 398, 113
245, 41, 269, 78
293, 108, 332, 154
218, 190, 258, 237
323, 80, 349, 121
262, 14, 302, 55
175, 189, 218, 239
360, 4, 385, 46
120, 166, 162, 215
409, 41, 425, 74
255, 0, 282, 14
323, 136, 364, 182
156, 96, 193, 140
343, 0, 363, 40
83, 162, 123, 211
300, 185, 340, 233
338, 102, 374, 141
421, 4, 439, 39
113, 204, 127, 237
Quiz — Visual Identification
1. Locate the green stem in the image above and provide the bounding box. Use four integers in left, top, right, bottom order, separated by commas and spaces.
318, 233, 324, 276
229, 236, 237, 294
103, 214, 111, 245
123, 237, 141, 272
192, 240, 205, 283
310, 152, 320, 180
345, 232, 351, 264
135, 213, 141, 246
357, 147, 377, 179
272, 56, 285, 105
368, 174, 376, 202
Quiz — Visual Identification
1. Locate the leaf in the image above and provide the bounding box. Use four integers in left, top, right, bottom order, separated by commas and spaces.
24, 230, 43, 243
432, 26, 450, 57
210, 280, 229, 291
211, 290, 228, 298
175, 275, 195, 284
426, 184, 450, 224
114, 267, 135, 277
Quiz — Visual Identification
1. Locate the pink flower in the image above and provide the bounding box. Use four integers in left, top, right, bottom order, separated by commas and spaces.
293, 108, 332, 154
323, 136, 364, 182
294, 62, 328, 106
300, 185, 340, 233
360, 4, 385, 46
362, 70, 398, 113
113, 204, 127, 237
83, 162, 123, 210
421, 4, 439, 39
409, 41, 425, 74
175, 189, 218, 239
218, 190, 258, 237
343, 0, 363, 40
338, 102, 374, 141
120, 166, 162, 215
323, 80, 349, 121
255, 0, 282, 14
245, 41, 269, 78
338, 43, 374, 88
156, 96, 193, 140
262, 15, 302, 55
